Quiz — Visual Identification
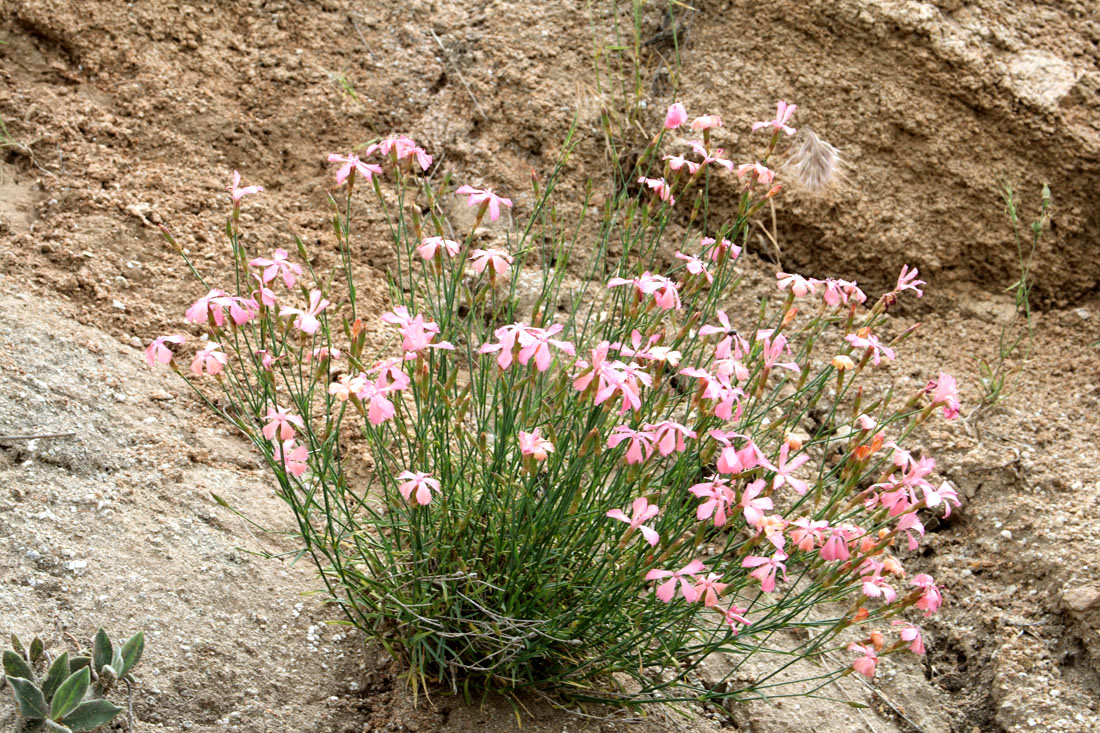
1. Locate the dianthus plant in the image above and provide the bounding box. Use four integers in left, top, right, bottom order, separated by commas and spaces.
149, 102, 962, 707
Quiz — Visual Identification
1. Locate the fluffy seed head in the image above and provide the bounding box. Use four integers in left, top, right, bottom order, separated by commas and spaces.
784, 128, 844, 192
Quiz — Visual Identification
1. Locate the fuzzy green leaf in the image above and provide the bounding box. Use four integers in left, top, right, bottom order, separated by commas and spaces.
118, 632, 143, 676
50, 667, 89, 721
10, 634, 26, 659
68, 656, 92, 674
91, 630, 111, 673
110, 648, 124, 676
3, 649, 34, 682
41, 652, 70, 702
43, 720, 72, 732
6, 675, 49, 718
29, 637, 44, 664
62, 699, 123, 731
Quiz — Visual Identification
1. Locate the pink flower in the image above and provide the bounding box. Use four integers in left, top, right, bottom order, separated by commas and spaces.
273, 439, 308, 478
699, 310, 746, 360
707, 430, 776, 475
186, 288, 229, 326
694, 573, 728, 608
674, 251, 713, 283
845, 328, 896, 365
643, 420, 696, 456
895, 512, 926, 551
380, 306, 414, 328
328, 373, 367, 402
254, 349, 279, 371
701, 236, 740, 263
455, 185, 512, 222
228, 170, 263, 206
740, 479, 774, 527
735, 162, 775, 186
776, 272, 816, 297
742, 551, 788, 593
516, 324, 576, 372
607, 272, 681, 310
478, 323, 528, 370
594, 360, 652, 413
860, 561, 898, 603
395, 470, 440, 506
895, 264, 924, 298
664, 102, 687, 129
925, 372, 961, 419
327, 153, 382, 185
606, 496, 660, 547
689, 141, 734, 172
613, 330, 681, 366
369, 357, 412, 392
305, 346, 341, 364
191, 342, 227, 376
636, 176, 675, 205
751, 101, 797, 136
572, 342, 612, 392
721, 605, 752, 634
892, 621, 926, 655
646, 559, 706, 603
759, 330, 801, 373
847, 643, 878, 678
756, 515, 789, 552
772, 443, 810, 495
820, 278, 867, 307
911, 574, 943, 615
145, 334, 185, 366
281, 290, 330, 335
381, 307, 454, 354
263, 406, 304, 442
399, 315, 454, 355
365, 135, 433, 171
789, 517, 830, 552
223, 296, 259, 326
689, 475, 736, 526
469, 248, 514, 275
356, 379, 398, 425
479, 323, 573, 371
820, 527, 852, 562
923, 481, 961, 518
417, 236, 461, 260
518, 429, 555, 461
663, 154, 700, 175
252, 275, 277, 307
249, 248, 303, 289
607, 425, 657, 464
690, 114, 722, 131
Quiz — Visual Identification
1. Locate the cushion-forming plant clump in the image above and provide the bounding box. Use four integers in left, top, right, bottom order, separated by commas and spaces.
3, 630, 143, 732
148, 101, 961, 706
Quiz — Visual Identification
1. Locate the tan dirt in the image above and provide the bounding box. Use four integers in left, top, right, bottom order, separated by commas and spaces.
0, 0, 1098, 731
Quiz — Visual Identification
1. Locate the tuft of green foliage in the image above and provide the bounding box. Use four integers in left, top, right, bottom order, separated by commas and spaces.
968, 182, 1049, 425
3, 630, 143, 733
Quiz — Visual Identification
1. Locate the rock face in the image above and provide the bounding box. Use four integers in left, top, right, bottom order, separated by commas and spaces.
676, 0, 1100, 305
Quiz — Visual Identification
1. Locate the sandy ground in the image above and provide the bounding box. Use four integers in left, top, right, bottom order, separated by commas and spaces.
1, 0, 1098, 731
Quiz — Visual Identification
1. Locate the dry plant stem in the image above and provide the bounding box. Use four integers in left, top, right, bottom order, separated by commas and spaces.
429, 29, 488, 121
0, 432, 77, 440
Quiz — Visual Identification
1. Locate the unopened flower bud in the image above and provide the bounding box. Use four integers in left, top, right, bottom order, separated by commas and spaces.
832, 355, 855, 370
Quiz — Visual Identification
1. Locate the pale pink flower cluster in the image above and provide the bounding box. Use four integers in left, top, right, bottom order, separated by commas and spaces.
152, 122, 962, 685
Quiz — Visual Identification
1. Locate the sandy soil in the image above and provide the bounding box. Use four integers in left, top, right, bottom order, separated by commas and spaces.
1, 0, 1098, 731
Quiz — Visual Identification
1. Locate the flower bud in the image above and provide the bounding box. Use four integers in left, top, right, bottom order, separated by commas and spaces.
831, 355, 855, 370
